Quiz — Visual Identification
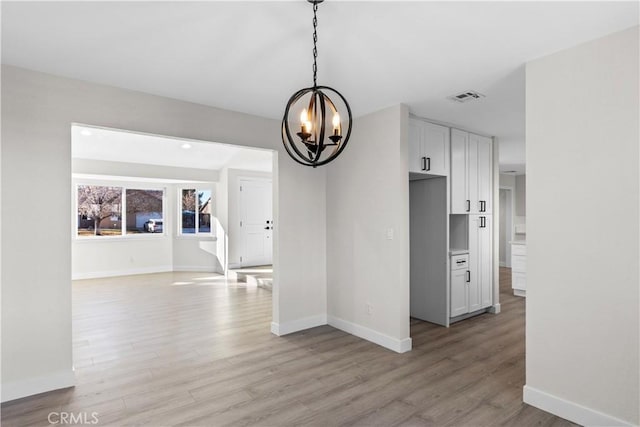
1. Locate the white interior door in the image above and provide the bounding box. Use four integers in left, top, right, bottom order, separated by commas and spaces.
239, 179, 272, 267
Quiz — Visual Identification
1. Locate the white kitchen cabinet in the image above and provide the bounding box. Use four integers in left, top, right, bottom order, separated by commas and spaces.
468, 215, 493, 311
511, 242, 526, 297
408, 118, 449, 176
450, 254, 469, 318
450, 129, 492, 214
449, 215, 492, 320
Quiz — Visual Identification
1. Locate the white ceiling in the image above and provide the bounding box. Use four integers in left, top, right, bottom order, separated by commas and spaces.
3, 1, 638, 174
71, 125, 273, 173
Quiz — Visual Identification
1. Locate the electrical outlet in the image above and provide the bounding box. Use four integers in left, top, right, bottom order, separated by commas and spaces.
366, 303, 373, 315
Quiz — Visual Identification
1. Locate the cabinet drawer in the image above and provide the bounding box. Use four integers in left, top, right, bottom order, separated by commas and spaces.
512, 255, 526, 272
451, 254, 469, 271
512, 271, 526, 291
512, 244, 526, 256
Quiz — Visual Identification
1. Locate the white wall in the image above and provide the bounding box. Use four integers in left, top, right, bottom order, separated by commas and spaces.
515, 174, 526, 217
1, 65, 327, 402
71, 176, 174, 279
525, 26, 639, 426
326, 104, 411, 353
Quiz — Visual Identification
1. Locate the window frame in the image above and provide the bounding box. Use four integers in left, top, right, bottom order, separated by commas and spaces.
74, 182, 167, 240
177, 187, 214, 237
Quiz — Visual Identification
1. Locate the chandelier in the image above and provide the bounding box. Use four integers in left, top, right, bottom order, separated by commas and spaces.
281, 0, 352, 168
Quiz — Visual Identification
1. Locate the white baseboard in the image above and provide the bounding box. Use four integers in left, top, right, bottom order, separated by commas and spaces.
488, 303, 501, 314
72, 265, 172, 280
172, 266, 219, 273
523, 385, 636, 427
2, 369, 75, 403
499, 261, 507, 267
271, 314, 327, 336
328, 315, 412, 354
514, 289, 526, 297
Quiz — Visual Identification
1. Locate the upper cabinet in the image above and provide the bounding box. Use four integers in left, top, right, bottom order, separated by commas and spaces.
408, 118, 449, 176
450, 129, 493, 214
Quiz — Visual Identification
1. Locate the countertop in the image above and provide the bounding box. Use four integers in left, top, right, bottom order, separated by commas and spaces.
449, 249, 470, 256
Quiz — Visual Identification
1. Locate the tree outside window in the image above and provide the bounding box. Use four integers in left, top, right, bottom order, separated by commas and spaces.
181, 189, 212, 234
77, 185, 122, 236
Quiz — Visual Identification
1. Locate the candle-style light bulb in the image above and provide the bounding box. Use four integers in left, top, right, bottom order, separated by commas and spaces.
332, 113, 341, 136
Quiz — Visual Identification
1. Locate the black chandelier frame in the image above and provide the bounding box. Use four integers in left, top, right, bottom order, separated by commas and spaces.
281, 0, 353, 168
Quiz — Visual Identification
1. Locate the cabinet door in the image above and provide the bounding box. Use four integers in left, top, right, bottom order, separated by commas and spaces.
423, 122, 449, 176
408, 119, 424, 174
479, 215, 493, 309
450, 129, 468, 214
450, 268, 468, 318
467, 216, 482, 312
467, 133, 480, 214
477, 135, 492, 214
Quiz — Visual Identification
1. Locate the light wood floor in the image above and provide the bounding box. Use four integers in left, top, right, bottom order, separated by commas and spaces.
2, 269, 576, 426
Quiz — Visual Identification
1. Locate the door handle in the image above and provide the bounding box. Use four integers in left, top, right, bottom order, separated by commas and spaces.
421, 157, 427, 171
426, 157, 431, 171
466, 270, 471, 283
466, 200, 470, 212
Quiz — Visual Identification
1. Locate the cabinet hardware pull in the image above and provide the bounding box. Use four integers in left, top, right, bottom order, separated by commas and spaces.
426, 157, 431, 171
480, 216, 486, 228
481, 200, 486, 212
421, 157, 427, 171
466, 270, 471, 282
466, 200, 470, 212
456, 260, 465, 264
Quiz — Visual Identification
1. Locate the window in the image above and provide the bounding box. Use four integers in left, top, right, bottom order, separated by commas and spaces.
76, 185, 165, 238
181, 188, 212, 234
125, 189, 164, 234
77, 185, 122, 236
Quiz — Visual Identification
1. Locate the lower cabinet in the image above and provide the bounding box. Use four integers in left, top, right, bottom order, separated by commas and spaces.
511, 242, 526, 296
450, 254, 469, 318
450, 215, 493, 319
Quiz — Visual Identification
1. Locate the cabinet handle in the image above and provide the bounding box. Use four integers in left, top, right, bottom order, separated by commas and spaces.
480, 216, 486, 228
466, 200, 470, 212
426, 157, 431, 172
421, 157, 427, 171
481, 200, 486, 212
466, 270, 471, 283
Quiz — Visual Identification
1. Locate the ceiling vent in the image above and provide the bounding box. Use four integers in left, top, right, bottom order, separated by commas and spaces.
448, 90, 485, 103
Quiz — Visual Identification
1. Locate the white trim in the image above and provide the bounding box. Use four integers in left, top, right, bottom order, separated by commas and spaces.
514, 289, 526, 297
499, 261, 507, 267
270, 314, 327, 336
488, 303, 501, 314
328, 315, 412, 354
523, 385, 636, 427
2, 369, 75, 403
172, 265, 219, 273
72, 265, 172, 280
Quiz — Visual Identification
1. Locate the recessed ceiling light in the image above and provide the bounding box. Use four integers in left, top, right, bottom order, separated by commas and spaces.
181, 143, 192, 150
80, 129, 92, 136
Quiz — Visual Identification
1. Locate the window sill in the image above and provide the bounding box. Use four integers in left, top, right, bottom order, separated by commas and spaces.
73, 234, 169, 243
174, 235, 217, 241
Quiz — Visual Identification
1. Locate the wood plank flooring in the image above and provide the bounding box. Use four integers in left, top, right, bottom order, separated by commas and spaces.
1, 268, 577, 426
